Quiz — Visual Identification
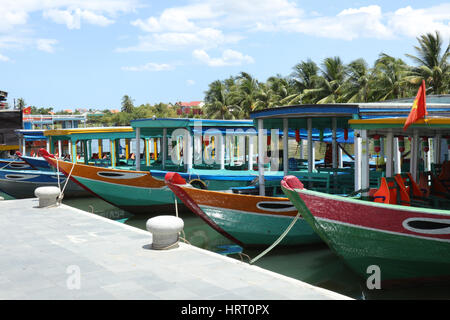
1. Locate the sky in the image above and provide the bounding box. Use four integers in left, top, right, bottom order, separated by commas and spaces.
1, 0, 450, 111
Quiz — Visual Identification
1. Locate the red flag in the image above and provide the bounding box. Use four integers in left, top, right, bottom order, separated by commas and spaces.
403, 80, 427, 131
22, 106, 31, 114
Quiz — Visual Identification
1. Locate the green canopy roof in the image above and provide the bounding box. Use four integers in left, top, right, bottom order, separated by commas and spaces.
131, 118, 255, 136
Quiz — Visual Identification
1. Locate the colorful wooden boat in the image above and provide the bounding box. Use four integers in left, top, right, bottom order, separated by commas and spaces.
41, 150, 286, 214
0, 168, 89, 199
278, 114, 450, 286
16, 153, 52, 171
38, 118, 278, 213
0, 158, 34, 170
165, 172, 321, 246
15, 129, 49, 161
281, 175, 450, 285
41, 152, 175, 213
42, 126, 139, 168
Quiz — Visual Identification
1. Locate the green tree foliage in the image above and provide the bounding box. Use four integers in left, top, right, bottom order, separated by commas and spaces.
405, 31, 450, 94
17, 98, 26, 110
30, 106, 54, 114
121, 95, 134, 113
204, 78, 241, 119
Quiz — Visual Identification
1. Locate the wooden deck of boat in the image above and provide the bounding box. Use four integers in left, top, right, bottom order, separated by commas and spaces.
0, 198, 351, 300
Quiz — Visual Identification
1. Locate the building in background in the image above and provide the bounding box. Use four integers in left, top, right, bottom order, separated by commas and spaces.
0, 109, 22, 156
0, 91, 8, 110
22, 114, 87, 130
175, 101, 204, 116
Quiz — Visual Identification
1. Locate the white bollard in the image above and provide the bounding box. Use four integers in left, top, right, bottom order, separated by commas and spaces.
146, 215, 184, 250
34, 186, 60, 208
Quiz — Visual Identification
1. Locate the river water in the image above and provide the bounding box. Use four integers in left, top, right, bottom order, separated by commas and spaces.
26, 194, 449, 300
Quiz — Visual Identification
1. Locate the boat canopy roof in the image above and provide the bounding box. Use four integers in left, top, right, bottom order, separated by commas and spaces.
250, 99, 450, 130
349, 117, 450, 137
131, 117, 254, 137
42, 126, 137, 141
15, 129, 47, 141
250, 104, 357, 130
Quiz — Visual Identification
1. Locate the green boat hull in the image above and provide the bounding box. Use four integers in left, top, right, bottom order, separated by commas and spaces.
311, 219, 450, 284
199, 205, 321, 246
76, 176, 250, 214
76, 176, 178, 213
282, 184, 450, 285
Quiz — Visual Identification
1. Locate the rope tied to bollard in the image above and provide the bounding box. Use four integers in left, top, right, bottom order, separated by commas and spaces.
249, 210, 302, 265
56, 160, 76, 205
37, 148, 76, 206
0, 154, 20, 171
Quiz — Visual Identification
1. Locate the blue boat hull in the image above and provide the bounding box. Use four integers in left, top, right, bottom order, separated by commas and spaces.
0, 169, 90, 199
19, 156, 52, 171
0, 158, 34, 170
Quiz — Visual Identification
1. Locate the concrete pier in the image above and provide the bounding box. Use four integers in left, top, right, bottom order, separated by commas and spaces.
0, 198, 351, 300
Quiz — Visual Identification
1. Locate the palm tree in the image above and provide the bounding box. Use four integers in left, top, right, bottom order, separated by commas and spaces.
281, 59, 319, 105
121, 95, 134, 113
17, 98, 26, 110
254, 75, 291, 109
302, 57, 346, 104
231, 72, 261, 118
405, 31, 450, 94
340, 58, 373, 102
204, 79, 240, 120
371, 53, 412, 101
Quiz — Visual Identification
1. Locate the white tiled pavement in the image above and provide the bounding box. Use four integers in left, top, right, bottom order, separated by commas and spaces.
0, 198, 351, 300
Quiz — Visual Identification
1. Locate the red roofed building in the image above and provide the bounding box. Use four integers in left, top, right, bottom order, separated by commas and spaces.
175, 101, 204, 116
178, 101, 204, 108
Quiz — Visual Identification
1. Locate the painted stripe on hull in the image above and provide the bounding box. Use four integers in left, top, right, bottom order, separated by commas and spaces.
282, 185, 450, 283
0, 178, 87, 199
296, 189, 450, 241
199, 205, 320, 246
316, 217, 450, 244
75, 176, 176, 207
314, 218, 450, 282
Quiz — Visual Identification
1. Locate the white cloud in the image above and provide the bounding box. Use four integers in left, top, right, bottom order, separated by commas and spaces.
0, 0, 139, 57
0, 0, 138, 31
186, 79, 196, 86
121, 62, 175, 72
283, 4, 450, 40
36, 39, 58, 53
193, 49, 254, 67
117, 28, 242, 52
387, 4, 450, 38
293, 5, 392, 40
122, 0, 299, 52
43, 8, 115, 29
212, 0, 303, 30
0, 10, 28, 32
44, 9, 80, 29
0, 34, 28, 50
0, 53, 10, 62
124, 1, 450, 52
130, 2, 221, 33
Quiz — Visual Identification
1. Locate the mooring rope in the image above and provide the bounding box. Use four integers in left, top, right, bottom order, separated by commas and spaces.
249, 210, 301, 264
56, 155, 61, 191
174, 197, 179, 217
0, 155, 19, 171
56, 160, 76, 205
